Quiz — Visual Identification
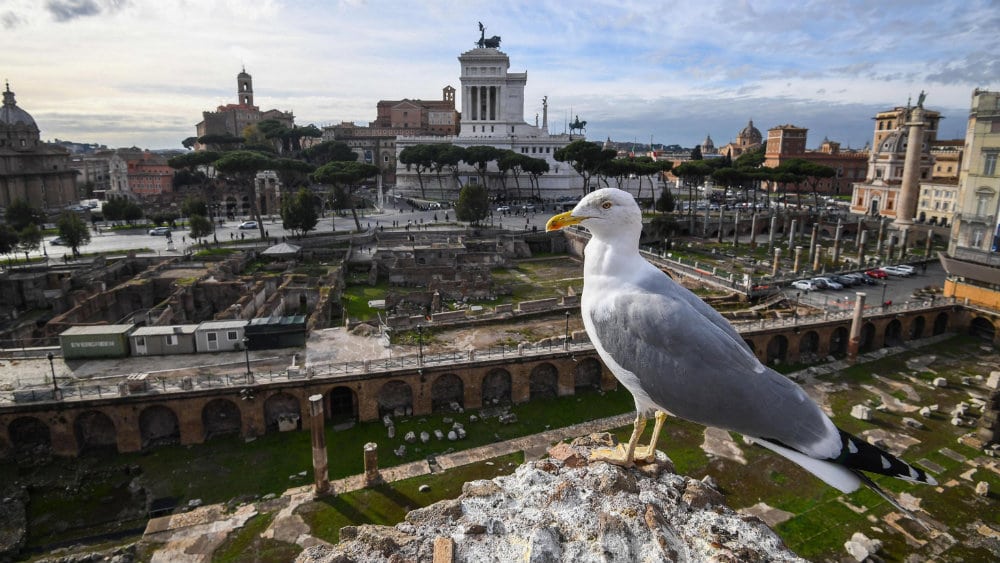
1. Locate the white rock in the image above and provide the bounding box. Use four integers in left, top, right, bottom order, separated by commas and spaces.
902, 417, 924, 429
987, 371, 1000, 390
387, 426, 396, 439
434, 429, 445, 440
448, 430, 458, 441
933, 377, 948, 388
919, 407, 932, 418
951, 417, 964, 427
850, 405, 872, 421
394, 445, 406, 457
420, 431, 430, 443
418, 484, 430, 493
457, 428, 467, 439
976, 481, 990, 496
404, 431, 416, 443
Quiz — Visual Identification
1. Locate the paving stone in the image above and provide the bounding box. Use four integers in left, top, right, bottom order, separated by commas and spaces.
939, 448, 967, 462
917, 459, 945, 475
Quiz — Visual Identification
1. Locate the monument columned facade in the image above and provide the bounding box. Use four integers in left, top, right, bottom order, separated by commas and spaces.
393, 29, 584, 199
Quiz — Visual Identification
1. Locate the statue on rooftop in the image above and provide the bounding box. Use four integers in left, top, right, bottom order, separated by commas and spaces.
476, 21, 501, 48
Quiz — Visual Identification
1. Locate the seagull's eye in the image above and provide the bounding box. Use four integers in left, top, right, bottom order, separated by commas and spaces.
601, 202, 612, 209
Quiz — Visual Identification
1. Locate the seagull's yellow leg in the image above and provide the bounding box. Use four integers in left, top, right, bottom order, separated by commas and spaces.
590, 412, 645, 467
634, 410, 668, 462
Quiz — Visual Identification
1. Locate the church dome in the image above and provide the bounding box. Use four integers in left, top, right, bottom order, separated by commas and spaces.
702, 134, 714, 149
737, 119, 762, 145
878, 130, 905, 154
1, 84, 38, 130
1, 83, 40, 151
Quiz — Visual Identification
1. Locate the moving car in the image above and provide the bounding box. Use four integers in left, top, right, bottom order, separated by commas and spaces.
238, 221, 258, 230
865, 268, 888, 279
496, 206, 510, 213
148, 227, 172, 236
50, 237, 66, 246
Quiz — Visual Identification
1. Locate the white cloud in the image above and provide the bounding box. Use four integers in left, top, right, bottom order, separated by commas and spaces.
2, 0, 997, 149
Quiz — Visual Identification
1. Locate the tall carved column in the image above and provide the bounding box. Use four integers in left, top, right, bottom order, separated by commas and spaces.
847, 292, 867, 363
309, 394, 330, 495
894, 106, 926, 228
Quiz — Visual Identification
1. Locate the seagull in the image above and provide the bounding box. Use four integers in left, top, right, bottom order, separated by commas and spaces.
546, 188, 936, 502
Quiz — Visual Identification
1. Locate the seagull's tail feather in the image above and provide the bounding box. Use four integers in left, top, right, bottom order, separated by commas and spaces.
833, 430, 937, 486
754, 438, 861, 493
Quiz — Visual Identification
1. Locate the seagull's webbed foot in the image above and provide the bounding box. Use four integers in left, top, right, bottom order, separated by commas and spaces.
589, 412, 646, 468
633, 410, 668, 462
589, 444, 634, 468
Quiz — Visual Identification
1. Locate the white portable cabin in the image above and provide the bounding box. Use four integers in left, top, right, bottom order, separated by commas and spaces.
194, 320, 248, 353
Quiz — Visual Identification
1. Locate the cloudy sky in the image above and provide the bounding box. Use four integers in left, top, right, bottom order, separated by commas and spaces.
2, 0, 998, 151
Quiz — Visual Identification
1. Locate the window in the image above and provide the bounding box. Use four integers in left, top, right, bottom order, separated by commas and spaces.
207, 333, 217, 342
984, 153, 998, 176
135, 336, 145, 347
227, 330, 239, 341
166, 334, 177, 346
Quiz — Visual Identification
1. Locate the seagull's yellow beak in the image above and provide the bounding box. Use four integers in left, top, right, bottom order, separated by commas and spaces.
546, 211, 585, 232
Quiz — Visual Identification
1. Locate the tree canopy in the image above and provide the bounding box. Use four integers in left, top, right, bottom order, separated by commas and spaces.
454, 183, 489, 225
56, 211, 91, 257
188, 214, 214, 243
311, 161, 378, 230
553, 140, 616, 196
281, 188, 319, 237
4, 199, 45, 232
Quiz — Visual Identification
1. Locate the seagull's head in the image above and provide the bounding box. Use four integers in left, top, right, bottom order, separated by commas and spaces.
545, 188, 642, 241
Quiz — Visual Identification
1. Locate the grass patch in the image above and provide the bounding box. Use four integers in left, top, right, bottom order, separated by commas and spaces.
211, 512, 301, 563
342, 281, 390, 321
297, 452, 523, 543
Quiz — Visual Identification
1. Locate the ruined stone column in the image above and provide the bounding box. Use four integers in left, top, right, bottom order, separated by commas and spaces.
364, 442, 382, 486
847, 292, 867, 364
309, 394, 330, 495
808, 224, 819, 262
894, 106, 926, 228
749, 213, 758, 249
886, 235, 895, 264
856, 230, 868, 267
717, 210, 725, 243
832, 220, 843, 265
793, 245, 803, 274
898, 227, 909, 261
772, 248, 781, 277
703, 207, 710, 236
787, 219, 797, 249
813, 245, 823, 272
732, 211, 741, 247
925, 228, 934, 258
767, 214, 778, 252
855, 218, 864, 247
875, 218, 886, 256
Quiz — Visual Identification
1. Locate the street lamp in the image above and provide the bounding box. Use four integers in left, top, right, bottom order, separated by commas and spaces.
793, 291, 801, 325
564, 310, 571, 350
46, 352, 58, 398
417, 325, 424, 366
881, 282, 888, 310
242, 336, 252, 379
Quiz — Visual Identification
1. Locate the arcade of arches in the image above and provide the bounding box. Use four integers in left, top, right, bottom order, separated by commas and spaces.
3, 306, 997, 459
0, 355, 612, 458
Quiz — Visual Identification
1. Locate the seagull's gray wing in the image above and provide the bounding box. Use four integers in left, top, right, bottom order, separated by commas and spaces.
587, 272, 840, 460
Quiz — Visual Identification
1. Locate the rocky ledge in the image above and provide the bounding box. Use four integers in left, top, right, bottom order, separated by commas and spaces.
296, 433, 805, 562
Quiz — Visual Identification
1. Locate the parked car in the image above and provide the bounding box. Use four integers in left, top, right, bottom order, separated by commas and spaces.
496, 206, 510, 213
881, 265, 913, 277
813, 277, 842, 290
238, 221, 258, 230
846, 272, 877, 285
50, 237, 66, 246
791, 279, 817, 291
865, 268, 888, 279
895, 264, 916, 275
831, 274, 857, 287
148, 226, 172, 236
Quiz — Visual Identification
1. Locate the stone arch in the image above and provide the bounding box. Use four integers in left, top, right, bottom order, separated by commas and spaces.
799, 331, 820, 358
139, 405, 179, 448
431, 374, 464, 413
8, 416, 51, 453
202, 398, 242, 439
970, 317, 996, 342
859, 322, 876, 353
74, 410, 117, 454
529, 363, 558, 400
482, 368, 512, 406
829, 327, 848, 356
574, 358, 602, 392
909, 316, 925, 339
264, 392, 302, 432
328, 386, 358, 423
884, 319, 904, 347
766, 335, 788, 364
933, 312, 949, 335
377, 380, 413, 417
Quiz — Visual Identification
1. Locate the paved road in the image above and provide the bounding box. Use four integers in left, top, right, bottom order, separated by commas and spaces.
785, 261, 943, 313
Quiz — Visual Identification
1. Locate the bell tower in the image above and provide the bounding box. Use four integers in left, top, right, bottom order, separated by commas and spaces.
237, 67, 254, 107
